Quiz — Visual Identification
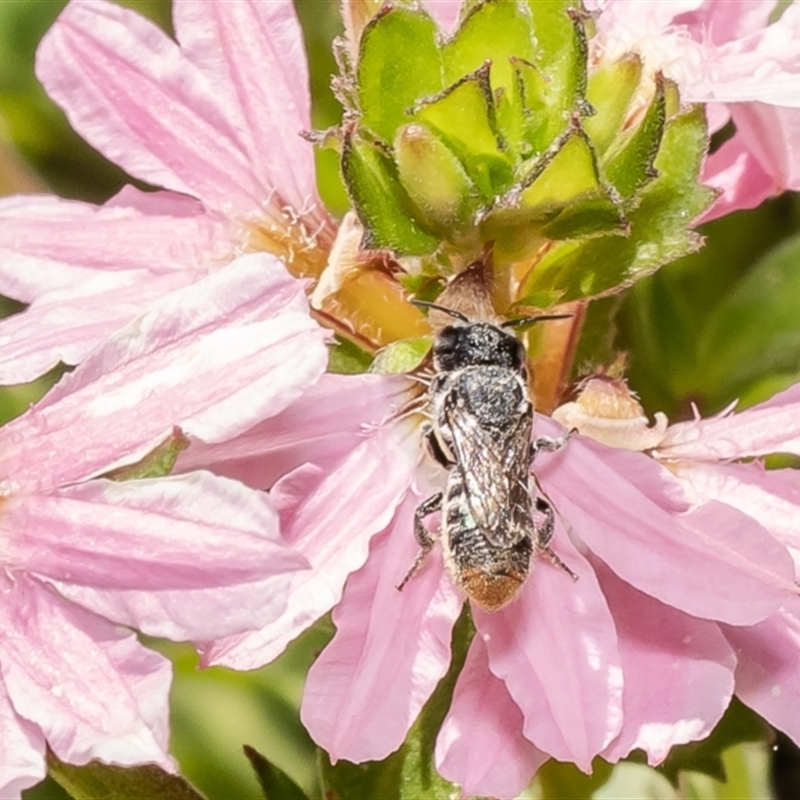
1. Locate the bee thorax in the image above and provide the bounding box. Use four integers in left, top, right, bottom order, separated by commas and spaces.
456, 366, 525, 427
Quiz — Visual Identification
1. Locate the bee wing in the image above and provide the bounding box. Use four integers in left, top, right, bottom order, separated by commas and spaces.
444, 396, 533, 547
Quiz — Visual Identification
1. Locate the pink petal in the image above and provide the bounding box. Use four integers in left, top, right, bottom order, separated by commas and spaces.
176, 371, 411, 489
37, 1, 265, 214
0, 187, 228, 294
700, 133, 776, 222
673, 1, 774, 44
0, 684, 46, 799
4, 474, 307, 642
203, 419, 420, 669
670, 461, 800, 573
426, 0, 463, 33
722, 598, 800, 745
476, 524, 623, 771
730, 103, 800, 190
683, 3, 800, 108
539, 425, 797, 625
0, 254, 327, 492
435, 635, 548, 799
173, 0, 330, 231
0, 268, 194, 385
300, 492, 463, 763
0, 186, 233, 382
0, 573, 173, 769
658, 382, 800, 460
594, 559, 736, 765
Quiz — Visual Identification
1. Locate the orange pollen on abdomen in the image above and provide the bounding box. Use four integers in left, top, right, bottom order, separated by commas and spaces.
460, 569, 526, 612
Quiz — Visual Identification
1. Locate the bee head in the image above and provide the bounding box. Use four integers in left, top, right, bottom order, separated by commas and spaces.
414, 299, 571, 374
433, 323, 525, 373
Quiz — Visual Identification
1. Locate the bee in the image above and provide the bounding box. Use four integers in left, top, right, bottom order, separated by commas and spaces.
398, 302, 577, 611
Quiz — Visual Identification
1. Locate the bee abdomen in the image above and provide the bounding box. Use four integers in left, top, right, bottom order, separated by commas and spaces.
442, 488, 532, 611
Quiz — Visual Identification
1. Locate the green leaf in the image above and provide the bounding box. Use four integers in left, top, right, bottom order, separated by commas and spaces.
371, 337, 433, 374
22, 776, 74, 800
357, 6, 443, 143
536, 757, 613, 799
103, 427, 189, 481
652, 698, 771, 786
520, 106, 714, 302
320, 606, 474, 800
47, 752, 207, 800
243, 746, 310, 800
697, 231, 800, 405
342, 131, 439, 254
328, 335, 375, 374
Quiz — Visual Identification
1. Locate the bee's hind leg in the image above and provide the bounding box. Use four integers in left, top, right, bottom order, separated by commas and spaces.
534, 496, 578, 581
397, 492, 442, 591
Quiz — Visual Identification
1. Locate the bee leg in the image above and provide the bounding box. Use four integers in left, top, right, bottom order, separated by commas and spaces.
530, 431, 571, 463
397, 492, 443, 591
534, 496, 578, 581
423, 424, 455, 468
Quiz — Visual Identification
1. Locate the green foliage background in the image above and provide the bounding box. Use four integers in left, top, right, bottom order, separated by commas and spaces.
2, 1, 800, 798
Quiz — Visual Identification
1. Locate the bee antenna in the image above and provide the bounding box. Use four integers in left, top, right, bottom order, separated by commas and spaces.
411, 299, 470, 322
500, 313, 573, 328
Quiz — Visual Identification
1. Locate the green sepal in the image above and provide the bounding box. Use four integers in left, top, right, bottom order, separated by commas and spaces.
519, 105, 714, 302
319, 606, 474, 800
342, 129, 440, 254
508, 57, 553, 158
394, 122, 479, 230
484, 124, 626, 260
442, 0, 536, 96
602, 74, 666, 203
103, 427, 190, 481
47, 751, 207, 800
356, 6, 443, 143
243, 745, 311, 800
413, 65, 512, 202
523, 0, 589, 150
371, 336, 433, 373
583, 53, 643, 154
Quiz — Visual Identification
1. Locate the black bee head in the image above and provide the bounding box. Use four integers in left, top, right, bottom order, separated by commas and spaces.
433, 323, 526, 373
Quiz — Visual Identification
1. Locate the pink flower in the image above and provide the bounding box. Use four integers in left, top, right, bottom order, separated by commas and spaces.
588, 0, 800, 219
0, 0, 334, 385
182, 367, 798, 798
0, 254, 324, 796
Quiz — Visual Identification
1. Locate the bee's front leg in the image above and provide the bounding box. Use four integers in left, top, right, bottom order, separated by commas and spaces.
534, 496, 578, 581
396, 492, 443, 591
